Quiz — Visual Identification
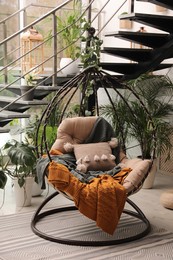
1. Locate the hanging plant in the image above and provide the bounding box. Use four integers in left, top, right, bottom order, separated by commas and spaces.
79, 27, 103, 69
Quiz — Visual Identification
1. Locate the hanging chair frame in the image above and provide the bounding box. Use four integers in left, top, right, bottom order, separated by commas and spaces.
31, 191, 151, 246
32, 66, 156, 246
35, 66, 157, 161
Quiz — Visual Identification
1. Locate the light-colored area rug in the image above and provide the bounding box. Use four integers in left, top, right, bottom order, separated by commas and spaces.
0, 207, 173, 260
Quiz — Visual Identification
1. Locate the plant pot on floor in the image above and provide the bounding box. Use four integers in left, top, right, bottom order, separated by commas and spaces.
32, 181, 44, 197
142, 159, 157, 189
20, 85, 35, 101
13, 176, 34, 207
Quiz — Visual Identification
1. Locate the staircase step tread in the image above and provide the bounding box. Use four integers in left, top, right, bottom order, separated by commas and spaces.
0, 85, 60, 100
136, 0, 173, 10
105, 31, 169, 37
101, 62, 172, 66
0, 85, 60, 91
103, 47, 173, 61
103, 47, 152, 52
105, 31, 169, 48
100, 62, 172, 74
0, 127, 10, 133
0, 109, 30, 119
102, 47, 152, 62
120, 13, 173, 33
0, 96, 48, 105
120, 12, 173, 21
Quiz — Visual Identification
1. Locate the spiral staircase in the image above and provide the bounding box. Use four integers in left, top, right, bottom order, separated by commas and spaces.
0, 0, 173, 133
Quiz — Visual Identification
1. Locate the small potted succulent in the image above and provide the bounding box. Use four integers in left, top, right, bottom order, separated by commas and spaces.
21, 69, 39, 100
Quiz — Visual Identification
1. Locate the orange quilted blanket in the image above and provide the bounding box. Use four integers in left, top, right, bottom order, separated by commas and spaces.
48, 160, 131, 235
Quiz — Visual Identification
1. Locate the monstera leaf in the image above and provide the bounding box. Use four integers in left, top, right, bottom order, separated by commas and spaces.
3, 139, 37, 177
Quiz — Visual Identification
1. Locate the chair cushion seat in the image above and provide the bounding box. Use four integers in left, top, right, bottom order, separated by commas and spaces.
51, 117, 97, 153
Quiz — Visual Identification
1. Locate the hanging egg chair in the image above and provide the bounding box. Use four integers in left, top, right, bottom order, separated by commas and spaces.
31, 28, 156, 246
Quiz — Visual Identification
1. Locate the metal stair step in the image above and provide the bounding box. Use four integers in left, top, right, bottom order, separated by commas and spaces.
0, 96, 48, 112
105, 31, 170, 48
0, 127, 10, 133
100, 62, 172, 79
102, 47, 152, 62
0, 96, 48, 105
119, 12, 173, 33
102, 46, 173, 62
0, 85, 60, 100
0, 109, 30, 119
136, 0, 173, 10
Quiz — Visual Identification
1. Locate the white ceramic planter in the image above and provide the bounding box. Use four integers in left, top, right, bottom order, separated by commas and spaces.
60, 58, 79, 76
20, 85, 35, 100
142, 159, 157, 189
32, 181, 44, 197
13, 177, 34, 207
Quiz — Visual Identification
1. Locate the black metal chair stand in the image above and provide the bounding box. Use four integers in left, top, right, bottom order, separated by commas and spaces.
31, 191, 151, 246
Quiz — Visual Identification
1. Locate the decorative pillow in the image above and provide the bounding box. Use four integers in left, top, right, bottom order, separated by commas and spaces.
64, 138, 118, 173
122, 158, 151, 193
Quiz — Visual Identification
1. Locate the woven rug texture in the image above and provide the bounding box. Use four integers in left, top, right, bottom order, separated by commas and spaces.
0, 209, 173, 260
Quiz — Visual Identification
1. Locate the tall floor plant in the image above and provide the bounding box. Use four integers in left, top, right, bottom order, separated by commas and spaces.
99, 74, 173, 160
126, 74, 173, 159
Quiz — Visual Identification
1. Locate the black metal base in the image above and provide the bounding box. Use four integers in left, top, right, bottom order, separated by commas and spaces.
31, 191, 151, 246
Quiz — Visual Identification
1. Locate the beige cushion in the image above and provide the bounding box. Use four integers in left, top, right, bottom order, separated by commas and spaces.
51, 116, 97, 153
74, 142, 116, 172
122, 158, 151, 193
160, 191, 173, 209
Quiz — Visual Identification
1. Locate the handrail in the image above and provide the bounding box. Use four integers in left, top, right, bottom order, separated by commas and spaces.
0, 3, 56, 24
0, 0, 96, 76
0, 0, 96, 83
95, 0, 128, 37
0, 4, 31, 24
0, 0, 73, 46
0, 0, 129, 113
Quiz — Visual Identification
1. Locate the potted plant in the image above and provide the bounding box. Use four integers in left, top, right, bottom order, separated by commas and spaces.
3, 139, 37, 206
119, 12, 132, 29
127, 74, 173, 158
55, 1, 89, 75
126, 74, 173, 187
99, 74, 173, 188
21, 69, 40, 100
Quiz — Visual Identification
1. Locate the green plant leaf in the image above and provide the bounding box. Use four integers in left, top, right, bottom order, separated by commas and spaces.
18, 176, 25, 188
0, 170, 7, 189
